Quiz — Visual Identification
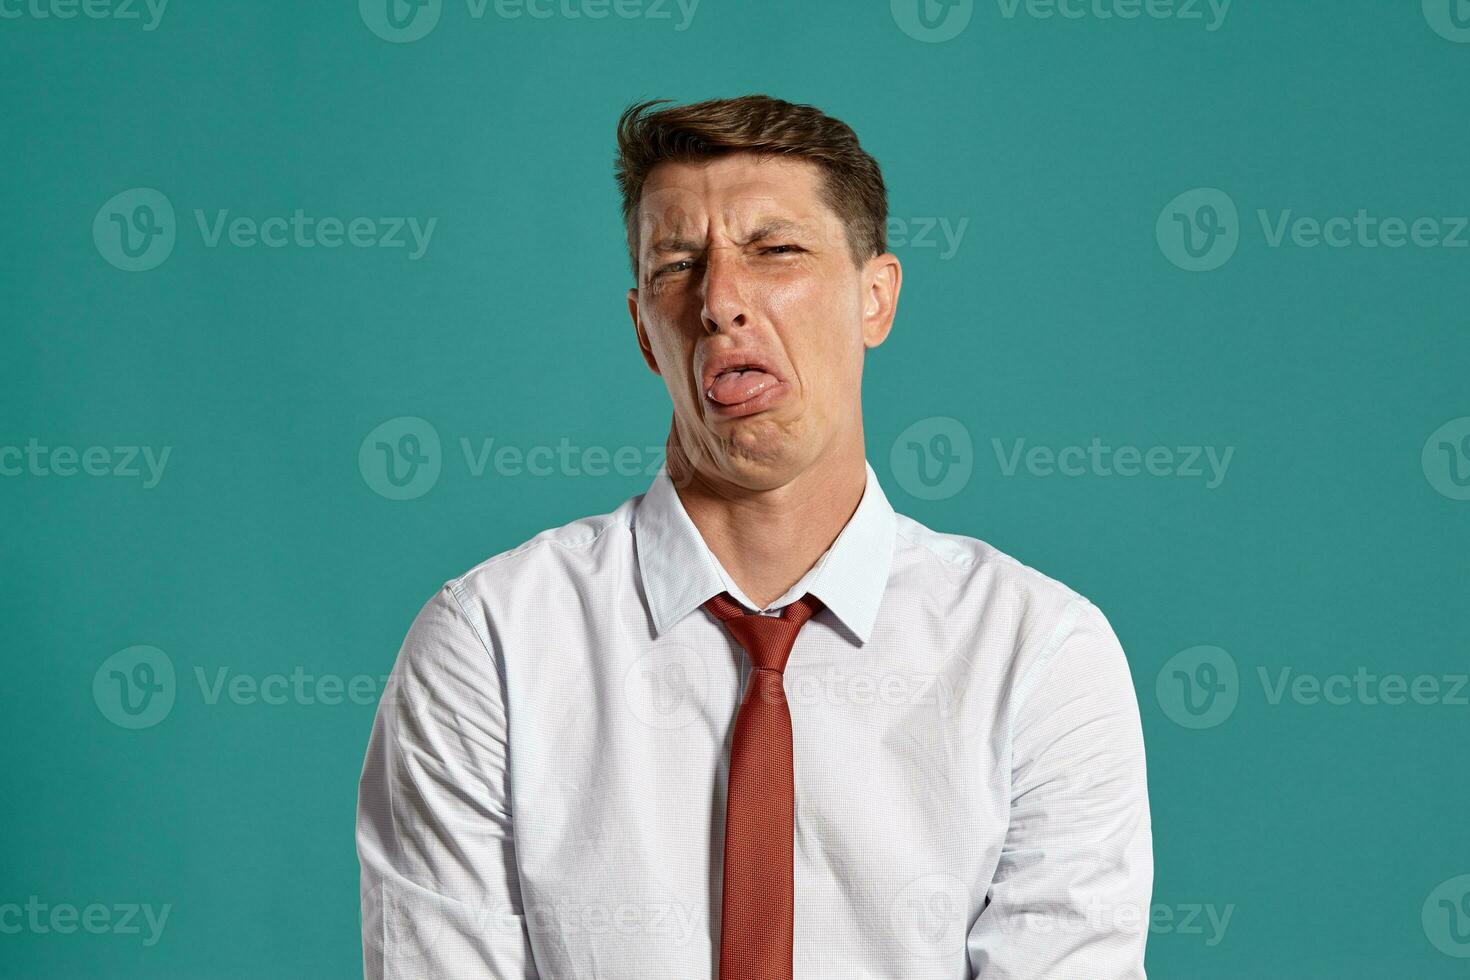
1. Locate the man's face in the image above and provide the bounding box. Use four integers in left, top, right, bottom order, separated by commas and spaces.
627, 153, 900, 491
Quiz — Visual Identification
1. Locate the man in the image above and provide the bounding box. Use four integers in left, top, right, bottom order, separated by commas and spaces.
357, 94, 1152, 979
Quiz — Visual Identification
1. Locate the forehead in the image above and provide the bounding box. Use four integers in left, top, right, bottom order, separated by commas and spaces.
637, 153, 832, 232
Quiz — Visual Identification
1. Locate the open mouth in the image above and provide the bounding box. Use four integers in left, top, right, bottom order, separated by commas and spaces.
702, 356, 789, 418
706, 366, 780, 406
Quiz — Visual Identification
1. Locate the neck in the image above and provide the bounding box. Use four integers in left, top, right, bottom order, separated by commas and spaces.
667, 429, 868, 609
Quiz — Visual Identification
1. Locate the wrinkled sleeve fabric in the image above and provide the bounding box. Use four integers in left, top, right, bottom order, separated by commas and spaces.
967, 600, 1154, 979
356, 584, 539, 980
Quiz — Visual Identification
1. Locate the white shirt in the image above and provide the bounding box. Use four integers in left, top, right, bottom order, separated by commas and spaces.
357, 460, 1153, 979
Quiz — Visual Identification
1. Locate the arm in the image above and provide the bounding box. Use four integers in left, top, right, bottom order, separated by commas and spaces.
967, 600, 1154, 978
356, 584, 540, 979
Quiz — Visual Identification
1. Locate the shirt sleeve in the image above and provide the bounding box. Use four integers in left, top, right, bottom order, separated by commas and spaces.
966, 599, 1154, 979
356, 584, 540, 979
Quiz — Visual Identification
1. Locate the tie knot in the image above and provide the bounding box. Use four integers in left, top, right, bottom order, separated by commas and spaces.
703, 591, 824, 673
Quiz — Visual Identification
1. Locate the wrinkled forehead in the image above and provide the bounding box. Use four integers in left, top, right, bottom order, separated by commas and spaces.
635, 155, 842, 251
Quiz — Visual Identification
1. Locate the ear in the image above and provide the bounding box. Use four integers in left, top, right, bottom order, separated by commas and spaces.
859, 252, 902, 349
628, 286, 661, 375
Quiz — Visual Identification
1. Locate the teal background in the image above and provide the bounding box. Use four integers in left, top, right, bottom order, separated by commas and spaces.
3, 1, 1469, 976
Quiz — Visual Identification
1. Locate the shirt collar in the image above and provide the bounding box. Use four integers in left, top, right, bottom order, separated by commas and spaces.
634, 460, 896, 644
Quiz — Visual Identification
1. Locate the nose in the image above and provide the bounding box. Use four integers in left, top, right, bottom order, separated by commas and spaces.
699, 246, 749, 336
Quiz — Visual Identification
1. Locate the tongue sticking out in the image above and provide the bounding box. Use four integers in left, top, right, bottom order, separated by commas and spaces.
707, 368, 779, 406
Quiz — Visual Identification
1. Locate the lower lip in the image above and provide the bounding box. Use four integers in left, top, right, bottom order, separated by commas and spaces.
705, 381, 790, 419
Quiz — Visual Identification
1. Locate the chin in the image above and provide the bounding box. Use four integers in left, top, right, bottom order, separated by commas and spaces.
717, 424, 818, 486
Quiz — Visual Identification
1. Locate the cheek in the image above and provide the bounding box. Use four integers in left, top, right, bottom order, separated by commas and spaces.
645, 319, 698, 394
793, 325, 864, 406
761, 266, 821, 316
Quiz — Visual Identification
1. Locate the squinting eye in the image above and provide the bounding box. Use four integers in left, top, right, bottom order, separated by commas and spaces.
764, 244, 801, 254
653, 261, 693, 279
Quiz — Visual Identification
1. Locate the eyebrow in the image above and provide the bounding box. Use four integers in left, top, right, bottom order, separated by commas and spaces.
647, 217, 810, 256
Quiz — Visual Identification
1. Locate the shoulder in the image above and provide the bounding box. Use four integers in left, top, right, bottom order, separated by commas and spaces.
891, 510, 1094, 611
888, 510, 1124, 683
445, 493, 640, 608
392, 493, 640, 676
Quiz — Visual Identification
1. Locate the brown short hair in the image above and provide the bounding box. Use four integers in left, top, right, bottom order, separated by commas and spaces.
614, 94, 888, 280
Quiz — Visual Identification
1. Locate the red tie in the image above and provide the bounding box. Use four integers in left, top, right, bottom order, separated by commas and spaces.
703, 590, 825, 980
